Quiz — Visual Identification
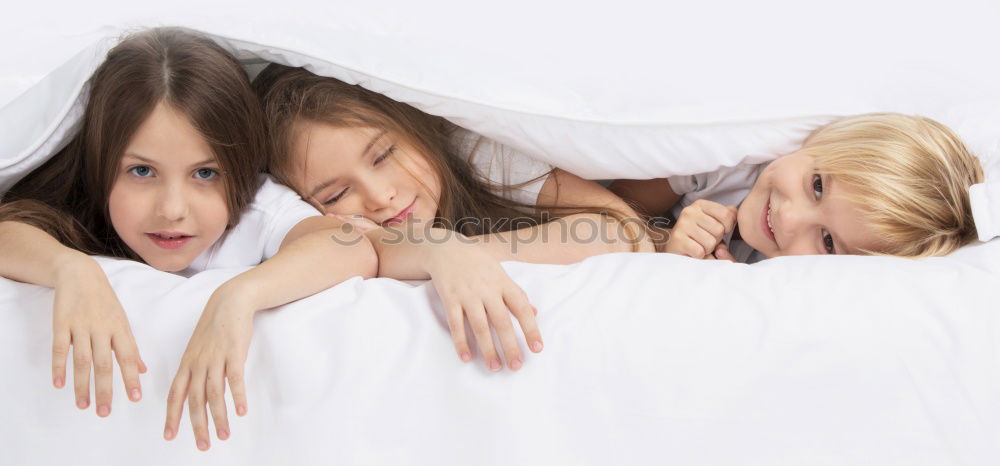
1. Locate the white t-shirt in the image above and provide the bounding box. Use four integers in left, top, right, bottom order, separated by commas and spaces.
667, 163, 769, 264
182, 175, 319, 276
453, 128, 553, 206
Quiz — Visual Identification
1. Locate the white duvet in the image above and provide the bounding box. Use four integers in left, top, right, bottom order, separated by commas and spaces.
2, 248, 999, 465
2, 1, 1000, 465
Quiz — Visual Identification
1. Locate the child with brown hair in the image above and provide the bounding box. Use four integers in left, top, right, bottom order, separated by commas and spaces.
0, 28, 378, 451
253, 64, 653, 375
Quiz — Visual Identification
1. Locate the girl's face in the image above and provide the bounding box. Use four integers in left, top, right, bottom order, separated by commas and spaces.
289, 121, 442, 226
108, 102, 229, 272
737, 151, 881, 258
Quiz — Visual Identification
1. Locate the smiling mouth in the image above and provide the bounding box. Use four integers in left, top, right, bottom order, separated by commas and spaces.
762, 196, 777, 246
382, 199, 416, 226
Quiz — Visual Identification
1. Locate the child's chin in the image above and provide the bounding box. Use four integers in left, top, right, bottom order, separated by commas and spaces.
143, 255, 193, 273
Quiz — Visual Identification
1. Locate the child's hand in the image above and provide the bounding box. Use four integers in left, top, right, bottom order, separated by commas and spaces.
52, 257, 146, 416
163, 284, 254, 451
664, 199, 738, 259
423, 239, 542, 372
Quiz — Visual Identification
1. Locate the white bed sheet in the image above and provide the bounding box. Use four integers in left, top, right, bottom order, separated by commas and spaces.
1, 244, 998, 465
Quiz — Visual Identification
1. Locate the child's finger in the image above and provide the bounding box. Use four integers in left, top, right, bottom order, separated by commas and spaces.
486, 298, 522, 371
112, 332, 143, 402
693, 213, 727, 241
465, 302, 501, 372
164, 369, 190, 441
714, 243, 737, 262
187, 369, 211, 451
226, 357, 249, 416
51, 325, 70, 389
71, 332, 93, 410
679, 237, 708, 258
679, 228, 716, 258
702, 202, 738, 232
206, 366, 230, 441
503, 287, 543, 354
91, 334, 114, 417
444, 301, 472, 362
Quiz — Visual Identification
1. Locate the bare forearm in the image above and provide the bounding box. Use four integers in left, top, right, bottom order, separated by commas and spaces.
224, 227, 378, 311
0, 221, 94, 287
471, 213, 652, 264
363, 226, 462, 280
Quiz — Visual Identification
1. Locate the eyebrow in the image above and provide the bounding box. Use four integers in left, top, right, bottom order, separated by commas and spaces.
308, 130, 387, 198
123, 152, 217, 168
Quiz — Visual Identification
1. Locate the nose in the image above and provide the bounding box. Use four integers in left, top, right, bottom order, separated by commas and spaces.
155, 181, 190, 222
362, 177, 396, 212
775, 195, 823, 240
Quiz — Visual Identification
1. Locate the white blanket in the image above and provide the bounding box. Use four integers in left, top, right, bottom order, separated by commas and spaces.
2, 245, 999, 465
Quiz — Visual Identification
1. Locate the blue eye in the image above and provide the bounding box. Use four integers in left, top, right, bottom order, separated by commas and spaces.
812, 174, 823, 199
128, 166, 154, 177
194, 168, 219, 180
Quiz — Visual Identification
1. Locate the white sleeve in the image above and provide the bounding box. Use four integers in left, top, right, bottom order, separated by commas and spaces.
665, 172, 708, 196
254, 176, 322, 260
181, 176, 319, 274
456, 129, 554, 206
667, 164, 764, 218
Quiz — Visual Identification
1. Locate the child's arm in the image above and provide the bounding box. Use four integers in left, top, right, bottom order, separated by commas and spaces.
0, 221, 147, 416
163, 216, 377, 451
607, 178, 683, 218
471, 169, 658, 263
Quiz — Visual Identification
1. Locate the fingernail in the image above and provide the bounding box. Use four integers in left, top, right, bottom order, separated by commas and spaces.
130, 388, 141, 401
531, 341, 544, 352
489, 359, 501, 371
53, 376, 63, 388
509, 358, 522, 371
197, 440, 209, 451
460, 352, 471, 362
218, 428, 229, 440
164, 427, 173, 440
237, 404, 247, 416
76, 397, 88, 409
97, 404, 110, 417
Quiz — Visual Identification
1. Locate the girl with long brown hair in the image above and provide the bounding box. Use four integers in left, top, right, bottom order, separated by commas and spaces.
0, 28, 377, 451
253, 64, 654, 376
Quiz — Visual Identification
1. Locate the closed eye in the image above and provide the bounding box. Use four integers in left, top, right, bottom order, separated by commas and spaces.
374, 145, 396, 165
323, 187, 348, 206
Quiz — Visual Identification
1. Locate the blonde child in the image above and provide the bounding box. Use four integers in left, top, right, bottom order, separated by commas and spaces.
609, 113, 984, 261
0, 29, 378, 451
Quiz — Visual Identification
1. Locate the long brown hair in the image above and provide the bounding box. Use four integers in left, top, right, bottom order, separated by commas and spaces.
0, 27, 267, 260
253, 64, 635, 240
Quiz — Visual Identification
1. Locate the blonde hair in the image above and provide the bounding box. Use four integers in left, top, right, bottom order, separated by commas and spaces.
799, 113, 984, 257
